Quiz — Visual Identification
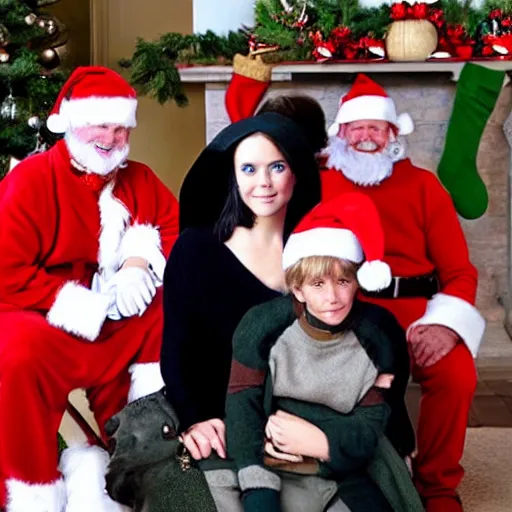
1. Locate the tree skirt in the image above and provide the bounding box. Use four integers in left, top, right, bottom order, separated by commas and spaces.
459, 427, 512, 512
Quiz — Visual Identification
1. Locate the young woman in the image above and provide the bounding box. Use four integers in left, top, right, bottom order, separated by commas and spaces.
161, 113, 321, 462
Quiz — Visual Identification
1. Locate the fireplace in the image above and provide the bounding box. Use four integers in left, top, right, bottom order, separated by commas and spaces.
181, 63, 512, 358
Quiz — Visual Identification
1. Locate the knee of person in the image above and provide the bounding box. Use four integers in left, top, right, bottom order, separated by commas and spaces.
1, 320, 48, 372
431, 344, 477, 397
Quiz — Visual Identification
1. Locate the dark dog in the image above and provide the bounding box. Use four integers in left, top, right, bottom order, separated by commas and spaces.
105, 389, 218, 512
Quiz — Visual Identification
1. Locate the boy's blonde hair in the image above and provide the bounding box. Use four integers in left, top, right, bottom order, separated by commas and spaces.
285, 255, 361, 291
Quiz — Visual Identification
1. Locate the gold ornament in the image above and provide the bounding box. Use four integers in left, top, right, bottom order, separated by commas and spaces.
40, 47, 60, 69
385, 20, 438, 62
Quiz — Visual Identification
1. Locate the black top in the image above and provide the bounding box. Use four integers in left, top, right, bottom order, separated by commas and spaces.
161, 228, 281, 431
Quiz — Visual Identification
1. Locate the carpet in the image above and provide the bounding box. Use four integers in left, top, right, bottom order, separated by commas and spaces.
459, 427, 512, 512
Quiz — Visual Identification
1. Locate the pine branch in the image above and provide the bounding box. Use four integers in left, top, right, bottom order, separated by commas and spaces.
121, 30, 248, 106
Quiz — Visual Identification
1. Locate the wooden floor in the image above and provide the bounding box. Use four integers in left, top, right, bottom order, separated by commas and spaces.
406, 363, 512, 429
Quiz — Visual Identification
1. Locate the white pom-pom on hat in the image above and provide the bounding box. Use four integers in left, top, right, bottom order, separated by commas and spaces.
357, 260, 392, 292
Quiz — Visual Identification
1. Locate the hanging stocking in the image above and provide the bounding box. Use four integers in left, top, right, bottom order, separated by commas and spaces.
437, 63, 506, 219
225, 53, 272, 122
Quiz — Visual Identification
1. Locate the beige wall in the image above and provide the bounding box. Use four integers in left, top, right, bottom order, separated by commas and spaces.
93, 0, 205, 195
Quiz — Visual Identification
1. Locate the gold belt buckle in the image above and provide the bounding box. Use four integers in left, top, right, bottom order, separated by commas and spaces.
393, 276, 401, 298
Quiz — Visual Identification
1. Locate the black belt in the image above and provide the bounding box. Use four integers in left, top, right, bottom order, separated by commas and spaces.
361, 272, 439, 299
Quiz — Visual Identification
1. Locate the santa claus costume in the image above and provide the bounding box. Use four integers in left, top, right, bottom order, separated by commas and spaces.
320, 75, 485, 511
0, 66, 179, 511
223, 68, 485, 511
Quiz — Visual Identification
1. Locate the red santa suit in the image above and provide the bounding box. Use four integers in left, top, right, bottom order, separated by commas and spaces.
321, 75, 485, 510
0, 67, 179, 512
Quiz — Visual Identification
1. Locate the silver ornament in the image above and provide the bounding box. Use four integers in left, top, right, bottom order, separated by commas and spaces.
0, 24, 9, 46
0, 93, 18, 121
28, 116, 42, 129
25, 13, 38, 26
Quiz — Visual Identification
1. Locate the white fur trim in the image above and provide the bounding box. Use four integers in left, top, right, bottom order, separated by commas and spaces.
119, 224, 166, 284
334, 95, 414, 135
47, 97, 137, 134
397, 113, 414, 135
128, 362, 165, 403
407, 293, 486, 358
6, 478, 66, 512
47, 282, 110, 341
357, 260, 392, 292
59, 444, 130, 512
98, 182, 131, 282
283, 228, 363, 270
327, 123, 340, 137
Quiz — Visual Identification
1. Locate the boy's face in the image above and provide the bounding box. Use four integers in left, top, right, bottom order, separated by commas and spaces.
293, 273, 358, 326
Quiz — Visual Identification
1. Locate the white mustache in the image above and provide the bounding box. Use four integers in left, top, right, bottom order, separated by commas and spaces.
355, 141, 379, 152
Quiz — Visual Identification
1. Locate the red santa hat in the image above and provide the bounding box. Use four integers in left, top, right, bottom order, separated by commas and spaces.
327, 74, 414, 138
282, 192, 392, 292
46, 66, 138, 133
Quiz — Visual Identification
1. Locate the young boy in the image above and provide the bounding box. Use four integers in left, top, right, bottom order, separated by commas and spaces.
224, 192, 419, 512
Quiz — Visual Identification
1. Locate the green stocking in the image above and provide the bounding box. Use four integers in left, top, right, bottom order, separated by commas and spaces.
437, 63, 505, 220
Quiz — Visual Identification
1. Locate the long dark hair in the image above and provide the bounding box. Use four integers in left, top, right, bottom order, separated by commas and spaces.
257, 95, 328, 155
179, 113, 321, 241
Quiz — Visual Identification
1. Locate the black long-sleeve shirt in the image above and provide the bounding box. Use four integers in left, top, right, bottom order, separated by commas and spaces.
161, 228, 280, 431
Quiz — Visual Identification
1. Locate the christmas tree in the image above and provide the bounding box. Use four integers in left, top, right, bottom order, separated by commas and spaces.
0, 0, 68, 179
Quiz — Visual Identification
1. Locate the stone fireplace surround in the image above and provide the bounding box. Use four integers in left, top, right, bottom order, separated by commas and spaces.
180, 62, 512, 357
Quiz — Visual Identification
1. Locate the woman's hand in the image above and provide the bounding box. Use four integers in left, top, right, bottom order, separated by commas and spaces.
265, 410, 329, 461
181, 418, 226, 460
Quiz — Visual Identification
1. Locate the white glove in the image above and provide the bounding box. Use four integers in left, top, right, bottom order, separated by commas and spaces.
91, 273, 121, 321
107, 267, 156, 318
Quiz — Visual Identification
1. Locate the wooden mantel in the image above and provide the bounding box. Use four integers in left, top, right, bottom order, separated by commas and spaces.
179, 59, 512, 83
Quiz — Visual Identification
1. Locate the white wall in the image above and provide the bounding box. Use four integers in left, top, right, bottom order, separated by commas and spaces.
193, 0, 254, 34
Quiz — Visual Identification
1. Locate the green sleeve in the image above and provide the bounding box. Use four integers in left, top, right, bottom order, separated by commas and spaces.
318, 402, 390, 478
276, 396, 390, 479
225, 296, 295, 501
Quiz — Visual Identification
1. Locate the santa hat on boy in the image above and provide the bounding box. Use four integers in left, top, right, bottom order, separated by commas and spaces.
327, 74, 414, 138
46, 66, 138, 133
283, 192, 392, 292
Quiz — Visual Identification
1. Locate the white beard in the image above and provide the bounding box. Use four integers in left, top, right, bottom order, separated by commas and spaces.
323, 136, 405, 187
65, 132, 130, 176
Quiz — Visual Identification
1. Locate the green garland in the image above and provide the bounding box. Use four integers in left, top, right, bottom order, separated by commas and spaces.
119, 30, 248, 106
121, 0, 507, 107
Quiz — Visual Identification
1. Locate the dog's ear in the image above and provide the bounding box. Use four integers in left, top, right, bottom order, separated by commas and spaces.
105, 469, 137, 506
105, 415, 120, 437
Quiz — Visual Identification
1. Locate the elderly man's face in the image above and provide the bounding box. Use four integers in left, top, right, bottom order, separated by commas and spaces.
340, 120, 390, 153
66, 123, 131, 175
73, 124, 131, 158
